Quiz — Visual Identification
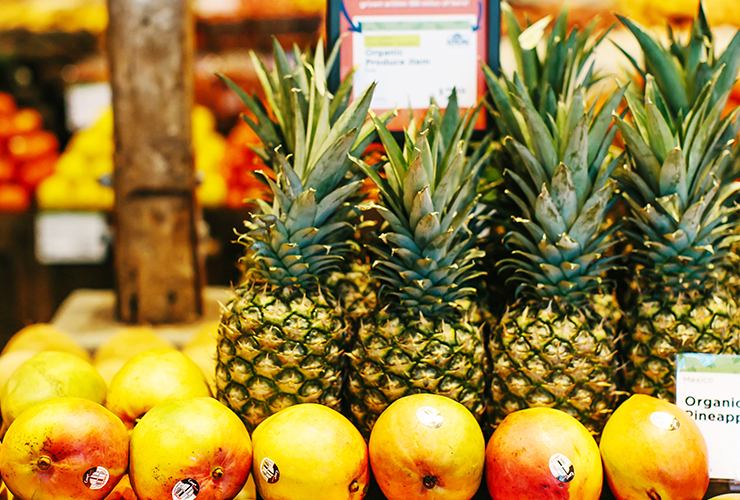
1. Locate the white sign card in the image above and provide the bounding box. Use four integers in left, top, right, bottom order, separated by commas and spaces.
351, 15, 478, 110
676, 353, 740, 480
35, 211, 111, 265
65, 82, 111, 132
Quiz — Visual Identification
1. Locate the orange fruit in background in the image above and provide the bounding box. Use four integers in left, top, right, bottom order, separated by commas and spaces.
369, 394, 485, 500
129, 397, 252, 500
0, 183, 29, 212
11, 109, 42, 135
600, 394, 709, 500
0, 158, 14, 183
486, 408, 603, 500
251, 403, 369, 500
8, 131, 58, 162
17, 155, 57, 188
0, 397, 129, 500
0, 93, 17, 116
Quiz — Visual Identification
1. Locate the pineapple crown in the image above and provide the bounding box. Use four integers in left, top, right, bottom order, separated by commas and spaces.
616, 2, 740, 119
219, 38, 383, 170
351, 92, 491, 317
490, 2, 612, 128
615, 70, 740, 289
221, 39, 385, 289
496, 78, 627, 303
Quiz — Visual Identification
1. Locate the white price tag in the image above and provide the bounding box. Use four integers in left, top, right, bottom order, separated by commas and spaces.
35, 211, 111, 265
352, 15, 478, 109
676, 353, 740, 480
65, 82, 111, 131
193, 0, 240, 17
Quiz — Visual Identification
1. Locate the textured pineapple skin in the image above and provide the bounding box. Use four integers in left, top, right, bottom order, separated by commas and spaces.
489, 295, 621, 436
216, 284, 348, 432
346, 302, 488, 437
625, 284, 740, 401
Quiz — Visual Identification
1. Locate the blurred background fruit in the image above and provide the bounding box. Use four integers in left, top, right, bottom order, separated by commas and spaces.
37, 106, 228, 210
104, 348, 212, 430
2, 323, 90, 361
221, 119, 272, 209
0, 350, 106, 433
0, 93, 59, 211
92, 327, 174, 385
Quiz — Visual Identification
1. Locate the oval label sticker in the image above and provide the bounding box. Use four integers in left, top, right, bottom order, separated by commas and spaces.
549, 453, 575, 483
260, 457, 280, 484
83, 466, 109, 490
416, 406, 444, 429
650, 411, 680, 431
172, 478, 199, 500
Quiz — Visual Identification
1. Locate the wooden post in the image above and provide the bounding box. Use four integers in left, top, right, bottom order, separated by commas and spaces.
107, 0, 204, 324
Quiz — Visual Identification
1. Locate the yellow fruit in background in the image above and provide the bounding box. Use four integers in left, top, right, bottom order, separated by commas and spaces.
197, 173, 228, 207
708, 495, 740, 499
370, 394, 485, 500
181, 322, 218, 394
55, 151, 88, 179
193, 105, 217, 138
37, 175, 74, 209
105, 348, 212, 430
2, 323, 91, 362
90, 156, 114, 177
600, 394, 709, 500
185, 321, 219, 350
93, 327, 173, 364
93, 358, 127, 386
233, 475, 257, 500
129, 397, 252, 500
0, 350, 36, 394
0, 397, 129, 500
1, 351, 107, 431
251, 403, 369, 500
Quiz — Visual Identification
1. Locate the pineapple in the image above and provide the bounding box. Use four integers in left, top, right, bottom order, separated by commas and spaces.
616, 2, 740, 120
485, 60, 627, 434
617, 1, 740, 295
215, 40, 381, 431
615, 71, 740, 400
481, 5, 614, 307
347, 98, 491, 436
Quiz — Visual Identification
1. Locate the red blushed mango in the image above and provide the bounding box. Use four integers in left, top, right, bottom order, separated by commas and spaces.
0, 397, 129, 500
600, 394, 709, 500
486, 408, 602, 500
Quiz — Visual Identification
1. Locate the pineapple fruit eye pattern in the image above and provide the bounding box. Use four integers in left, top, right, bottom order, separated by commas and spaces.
215, 38, 385, 432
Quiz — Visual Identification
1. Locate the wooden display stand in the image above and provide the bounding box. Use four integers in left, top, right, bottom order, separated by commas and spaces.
50, 287, 229, 350
107, 0, 204, 325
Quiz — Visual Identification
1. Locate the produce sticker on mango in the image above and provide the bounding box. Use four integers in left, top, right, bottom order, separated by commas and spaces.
676, 353, 740, 480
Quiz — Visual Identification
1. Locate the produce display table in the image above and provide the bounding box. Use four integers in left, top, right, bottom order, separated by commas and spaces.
50, 287, 230, 349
